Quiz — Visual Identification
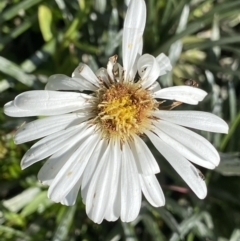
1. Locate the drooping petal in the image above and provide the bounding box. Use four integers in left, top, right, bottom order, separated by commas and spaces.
120, 142, 142, 222
48, 127, 99, 203
72, 63, 100, 87
129, 134, 160, 175
86, 141, 113, 224
153, 120, 220, 169
156, 53, 172, 76
14, 91, 94, 116
137, 54, 161, 89
154, 86, 207, 105
14, 113, 92, 144
45, 74, 97, 91
21, 125, 84, 169
146, 130, 207, 199
122, 0, 146, 80
139, 174, 165, 207
4, 101, 41, 117
154, 110, 228, 133
104, 140, 121, 221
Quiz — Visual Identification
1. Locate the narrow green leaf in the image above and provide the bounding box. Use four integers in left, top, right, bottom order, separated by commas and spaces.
184, 36, 240, 50
156, 1, 240, 53
0, 16, 37, 51
121, 223, 138, 241
0, 56, 38, 87
142, 213, 167, 241
52, 205, 77, 241
220, 111, 240, 151
230, 229, 240, 241
38, 5, 53, 42
20, 191, 53, 217
94, 0, 106, 14
21, 38, 56, 73
0, 0, 42, 23
157, 207, 181, 235
216, 153, 240, 176
3, 187, 40, 212
0, 225, 31, 240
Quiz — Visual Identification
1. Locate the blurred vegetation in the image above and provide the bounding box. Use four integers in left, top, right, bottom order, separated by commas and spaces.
0, 0, 240, 240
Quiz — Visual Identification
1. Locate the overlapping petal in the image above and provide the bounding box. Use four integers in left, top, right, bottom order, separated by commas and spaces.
21, 124, 87, 169
14, 113, 92, 144
72, 63, 100, 87
152, 120, 220, 169
153, 86, 207, 105
120, 143, 142, 222
129, 134, 160, 175
86, 141, 113, 223
4, 101, 42, 117
13, 91, 94, 116
137, 54, 161, 89
155, 110, 229, 133
48, 126, 100, 203
146, 130, 207, 199
45, 74, 97, 91
156, 53, 172, 76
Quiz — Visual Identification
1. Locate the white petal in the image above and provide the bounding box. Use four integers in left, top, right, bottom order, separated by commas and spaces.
86, 141, 114, 224
14, 91, 94, 116
104, 140, 121, 221
81, 140, 107, 204
120, 142, 141, 222
4, 101, 41, 117
156, 53, 172, 76
14, 113, 91, 144
48, 127, 99, 203
122, 0, 146, 80
139, 174, 165, 207
95, 67, 110, 86
146, 130, 207, 199
60, 177, 82, 206
21, 125, 83, 169
107, 55, 117, 81
154, 86, 207, 105
37, 137, 86, 186
45, 74, 97, 91
129, 134, 160, 175
148, 81, 161, 92
72, 63, 100, 87
153, 120, 220, 169
137, 54, 161, 89
154, 110, 228, 133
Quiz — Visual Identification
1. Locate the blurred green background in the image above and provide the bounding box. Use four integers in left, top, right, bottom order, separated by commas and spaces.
0, 0, 240, 240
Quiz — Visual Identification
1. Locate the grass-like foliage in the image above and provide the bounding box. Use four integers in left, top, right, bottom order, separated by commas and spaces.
0, 0, 240, 240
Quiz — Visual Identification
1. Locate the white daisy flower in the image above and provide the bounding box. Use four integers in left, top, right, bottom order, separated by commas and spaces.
4, 0, 228, 224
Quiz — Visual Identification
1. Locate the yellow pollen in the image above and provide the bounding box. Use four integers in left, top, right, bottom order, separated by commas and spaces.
101, 95, 138, 133
95, 83, 156, 140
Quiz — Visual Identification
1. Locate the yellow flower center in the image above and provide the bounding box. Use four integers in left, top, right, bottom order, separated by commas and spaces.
96, 83, 156, 140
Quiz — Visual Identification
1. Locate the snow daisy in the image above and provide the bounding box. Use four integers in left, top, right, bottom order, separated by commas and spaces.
4, 0, 228, 224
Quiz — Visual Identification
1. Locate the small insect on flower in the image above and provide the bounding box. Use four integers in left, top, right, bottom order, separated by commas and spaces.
181, 78, 199, 87
196, 168, 205, 181
4, 0, 228, 224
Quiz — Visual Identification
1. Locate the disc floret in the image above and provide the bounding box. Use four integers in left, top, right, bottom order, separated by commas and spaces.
95, 82, 156, 140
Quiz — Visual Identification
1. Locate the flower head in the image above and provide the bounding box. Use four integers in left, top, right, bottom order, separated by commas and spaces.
4, 0, 228, 223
